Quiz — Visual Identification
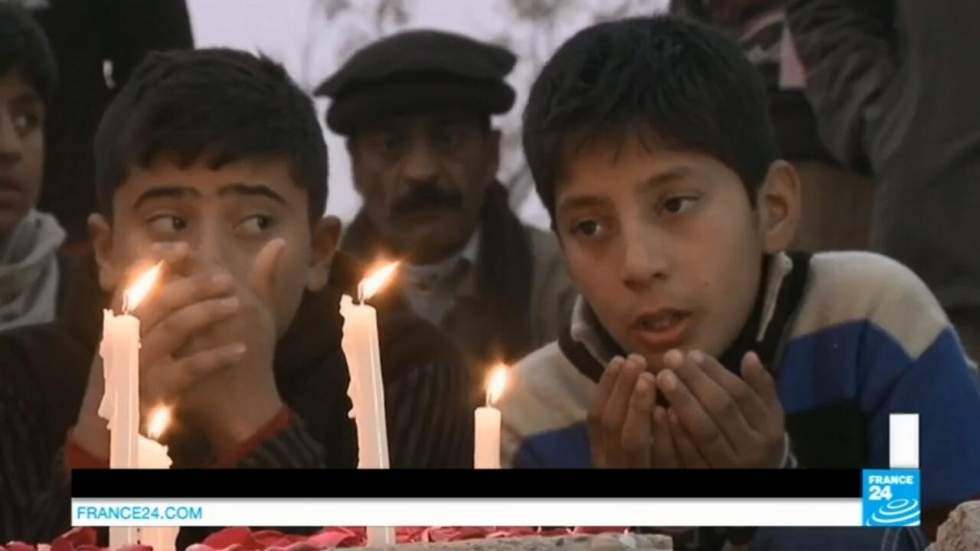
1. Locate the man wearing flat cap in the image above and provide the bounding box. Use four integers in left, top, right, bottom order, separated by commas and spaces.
317, 30, 575, 398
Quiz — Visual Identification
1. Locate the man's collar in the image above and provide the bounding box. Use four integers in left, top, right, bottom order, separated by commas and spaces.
402, 228, 481, 291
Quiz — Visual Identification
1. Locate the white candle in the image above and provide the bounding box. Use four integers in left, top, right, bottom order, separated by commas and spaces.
138, 407, 178, 551
97, 263, 165, 550
475, 365, 508, 469
340, 262, 399, 547
99, 310, 140, 470
99, 308, 141, 549
339, 295, 390, 469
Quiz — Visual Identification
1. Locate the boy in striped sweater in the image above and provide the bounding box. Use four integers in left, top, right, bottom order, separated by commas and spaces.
501, 15, 980, 550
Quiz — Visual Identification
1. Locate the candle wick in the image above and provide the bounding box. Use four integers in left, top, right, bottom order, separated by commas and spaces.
485, 391, 491, 408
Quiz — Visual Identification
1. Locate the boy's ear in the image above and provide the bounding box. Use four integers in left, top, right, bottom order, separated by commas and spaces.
88, 213, 122, 293
307, 215, 341, 291
756, 160, 801, 254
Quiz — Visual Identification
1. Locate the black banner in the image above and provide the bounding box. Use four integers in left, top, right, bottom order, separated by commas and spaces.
72, 469, 862, 499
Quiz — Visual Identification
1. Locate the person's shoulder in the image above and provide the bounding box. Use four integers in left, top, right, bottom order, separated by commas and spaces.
807, 250, 935, 296
513, 341, 567, 383
502, 341, 592, 432
793, 251, 950, 359
523, 224, 560, 255
0, 317, 90, 445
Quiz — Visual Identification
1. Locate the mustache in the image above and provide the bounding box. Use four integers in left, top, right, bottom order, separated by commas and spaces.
391, 184, 463, 215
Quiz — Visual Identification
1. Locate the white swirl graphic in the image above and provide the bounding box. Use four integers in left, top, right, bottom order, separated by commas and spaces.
868, 499, 921, 526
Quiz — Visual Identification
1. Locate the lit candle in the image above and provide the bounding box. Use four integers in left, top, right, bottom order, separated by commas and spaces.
137, 406, 178, 551
339, 262, 399, 547
98, 262, 163, 549
475, 365, 508, 469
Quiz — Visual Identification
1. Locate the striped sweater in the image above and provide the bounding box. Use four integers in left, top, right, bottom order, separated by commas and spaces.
500, 251, 980, 550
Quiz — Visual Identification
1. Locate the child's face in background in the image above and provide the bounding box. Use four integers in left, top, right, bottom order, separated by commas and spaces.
555, 134, 798, 372
0, 71, 44, 239
90, 157, 338, 336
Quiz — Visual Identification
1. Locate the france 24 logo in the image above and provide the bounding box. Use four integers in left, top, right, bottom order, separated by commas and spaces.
862, 469, 921, 527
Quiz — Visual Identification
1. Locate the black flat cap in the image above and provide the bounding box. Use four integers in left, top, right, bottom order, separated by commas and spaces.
315, 30, 517, 135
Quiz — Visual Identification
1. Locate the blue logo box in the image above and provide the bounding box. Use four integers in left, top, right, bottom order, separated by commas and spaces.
862, 469, 921, 527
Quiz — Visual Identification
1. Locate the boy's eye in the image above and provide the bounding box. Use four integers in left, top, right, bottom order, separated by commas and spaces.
236, 215, 275, 236
570, 219, 603, 238
661, 196, 700, 215
12, 111, 41, 134
147, 215, 187, 236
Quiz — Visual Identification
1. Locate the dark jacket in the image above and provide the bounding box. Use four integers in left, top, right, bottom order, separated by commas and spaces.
785, 0, 980, 313
0, 252, 472, 545
28, 0, 194, 245
341, 183, 576, 405
669, 0, 837, 164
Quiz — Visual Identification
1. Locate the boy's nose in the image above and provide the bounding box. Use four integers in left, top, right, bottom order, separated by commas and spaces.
620, 229, 669, 290
197, 237, 232, 268
182, 230, 234, 278
0, 111, 23, 161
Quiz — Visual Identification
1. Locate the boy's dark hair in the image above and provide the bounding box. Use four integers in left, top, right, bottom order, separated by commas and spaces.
0, 3, 57, 102
94, 48, 328, 222
523, 16, 779, 220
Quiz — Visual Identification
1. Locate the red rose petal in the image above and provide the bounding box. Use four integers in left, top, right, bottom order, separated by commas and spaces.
302, 528, 359, 548
251, 531, 303, 549
488, 527, 538, 539
201, 527, 256, 550
57, 528, 98, 549
277, 544, 318, 551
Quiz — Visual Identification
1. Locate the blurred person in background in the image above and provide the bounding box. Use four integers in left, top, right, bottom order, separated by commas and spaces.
785, 0, 980, 367
8, 0, 193, 253
0, 3, 67, 332
670, 0, 874, 254
317, 30, 576, 402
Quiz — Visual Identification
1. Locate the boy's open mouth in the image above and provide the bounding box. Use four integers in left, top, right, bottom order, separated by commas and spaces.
0, 177, 23, 205
629, 308, 692, 350
0, 176, 22, 192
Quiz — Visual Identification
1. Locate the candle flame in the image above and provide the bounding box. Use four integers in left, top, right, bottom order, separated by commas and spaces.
357, 261, 399, 302
146, 405, 171, 440
486, 364, 509, 406
123, 261, 164, 313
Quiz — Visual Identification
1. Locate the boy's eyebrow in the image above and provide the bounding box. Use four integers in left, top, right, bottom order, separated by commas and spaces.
218, 183, 288, 205
557, 194, 611, 214
132, 186, 201, 209
641, 166, 692, 189
10, 92, 42, 106
557, 168, 692, 211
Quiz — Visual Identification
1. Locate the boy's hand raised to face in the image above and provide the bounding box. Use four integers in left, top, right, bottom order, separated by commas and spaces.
588, 354, 681, 468
74, 240, 288, 460
174, 238, 287, 456
135, 244, 249, 414
657, 350, 785, 469
73, 242, 244, 458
